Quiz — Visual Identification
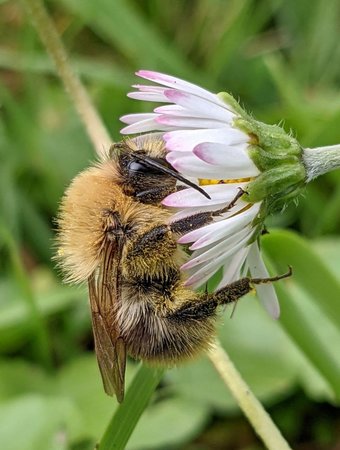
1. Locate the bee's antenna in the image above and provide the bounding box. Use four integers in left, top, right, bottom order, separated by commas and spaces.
135, 154, 211, 200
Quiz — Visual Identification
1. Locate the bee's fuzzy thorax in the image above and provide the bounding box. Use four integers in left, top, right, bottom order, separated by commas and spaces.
55, 160, 173, 284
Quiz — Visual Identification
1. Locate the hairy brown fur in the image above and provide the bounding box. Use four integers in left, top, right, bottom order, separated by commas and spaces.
56, 138, 289, 401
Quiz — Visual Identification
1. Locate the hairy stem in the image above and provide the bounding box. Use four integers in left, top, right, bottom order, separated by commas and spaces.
21, 0, 112, 159
208, 340, 292, 450
303, 144, 340, 182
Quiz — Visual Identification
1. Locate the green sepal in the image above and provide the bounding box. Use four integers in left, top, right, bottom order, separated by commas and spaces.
218, 91, 307, 213
247, 145, 300, 172
217, 92, 247, 117
243, 164, 306, 205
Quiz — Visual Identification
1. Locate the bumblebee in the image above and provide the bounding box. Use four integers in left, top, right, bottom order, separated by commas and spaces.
56, 138, 289, 402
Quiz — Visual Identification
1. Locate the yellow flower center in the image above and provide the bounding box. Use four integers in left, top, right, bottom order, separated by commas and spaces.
199, 177, 252, 186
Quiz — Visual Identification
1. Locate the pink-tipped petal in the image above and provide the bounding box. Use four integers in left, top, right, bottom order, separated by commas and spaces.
193, 142, 260, 172
166, 151, 253, 179
164, 128, 248, 152
164, 89, 235, 122
156, 115, 226, 129
136, 70, 226, 106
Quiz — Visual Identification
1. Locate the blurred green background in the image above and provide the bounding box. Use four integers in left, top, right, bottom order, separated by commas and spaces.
0, 0, 340, 449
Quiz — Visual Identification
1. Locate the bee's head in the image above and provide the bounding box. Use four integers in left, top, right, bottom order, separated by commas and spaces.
110, 140, 209, 205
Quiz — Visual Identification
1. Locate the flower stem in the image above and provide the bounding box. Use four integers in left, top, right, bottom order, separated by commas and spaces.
208, 340, 292, 450
303, 144, 340, 182
0, 221, 52, 370
21, 0, 112, 159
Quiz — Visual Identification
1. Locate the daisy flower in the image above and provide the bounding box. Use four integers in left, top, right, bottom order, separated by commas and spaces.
120, 70, 308, 318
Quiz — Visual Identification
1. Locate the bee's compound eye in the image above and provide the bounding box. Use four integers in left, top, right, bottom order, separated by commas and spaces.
128, 160, 150, 174
128, 159, 166, 176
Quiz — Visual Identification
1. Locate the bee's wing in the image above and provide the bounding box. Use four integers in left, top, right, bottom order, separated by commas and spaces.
88, 243, 126, 402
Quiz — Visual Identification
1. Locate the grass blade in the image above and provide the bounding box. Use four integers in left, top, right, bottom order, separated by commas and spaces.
99, 364, 164, 450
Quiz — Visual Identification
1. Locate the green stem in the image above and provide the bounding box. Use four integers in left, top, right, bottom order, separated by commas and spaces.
303, 144, 340, 181
208, 340, 293, 450
21, 0, 112, 159
99, 365, 165, 450
0, 222, 52, 370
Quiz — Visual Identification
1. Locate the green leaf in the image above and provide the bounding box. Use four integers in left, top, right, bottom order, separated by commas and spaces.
262, 229, 340, 331
0, 394, 81, 450
0, 274, 83, 352
0, 49, 132, 87
127, 397, 207, 450
0, 359, 52, 400
313, 238, 340, 278
262, 230, 340, 399
57, 355, 120, 440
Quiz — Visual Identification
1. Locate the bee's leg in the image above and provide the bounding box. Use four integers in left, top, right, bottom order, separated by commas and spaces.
169, 188, 245, 235
169, 211, 215, 234
127, 211, 217, 261
127, 189, 246, 261
135, 181, 212, 204
168, 268, 292, 321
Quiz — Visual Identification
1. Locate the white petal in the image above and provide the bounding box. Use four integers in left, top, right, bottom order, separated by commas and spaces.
131, 84, 167, 93
217, 247, 250, 287
127, 91, 168, 102
164, 128, 248, 152
166, 152, 253, 179
247, 242, 280, 319
120, 113, 159, 125
181, 226, 252, 270
136, 70, 227, 106
188, 204, 260, 249
178, 203, 259, 247
189, 213, 254, 250
164, 89, 235, 122
121, 118, 174, 134
156, 115, 226, 129
193, 142, 259, 176
163, 184, 246, 207
155, 104, 215, 119
184, 236, 250, 288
